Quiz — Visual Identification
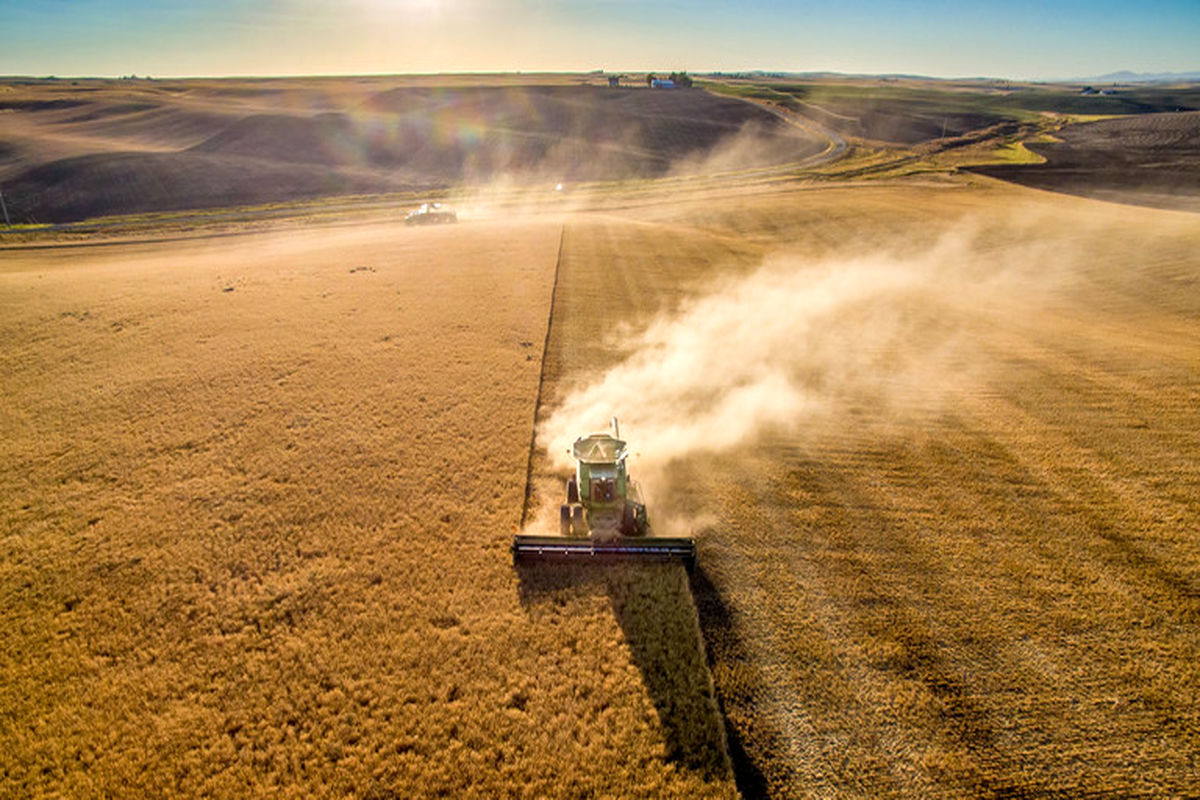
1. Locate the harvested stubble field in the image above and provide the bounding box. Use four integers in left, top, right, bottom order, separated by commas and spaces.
530, 180, 1200, 797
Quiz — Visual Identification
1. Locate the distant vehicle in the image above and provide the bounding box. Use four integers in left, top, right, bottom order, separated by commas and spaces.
651, 79, 676, 89
405, 203, 457, 225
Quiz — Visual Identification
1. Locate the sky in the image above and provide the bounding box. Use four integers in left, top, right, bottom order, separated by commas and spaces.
1, 0, 1197, 81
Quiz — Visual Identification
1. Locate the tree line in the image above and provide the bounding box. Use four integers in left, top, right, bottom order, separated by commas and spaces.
645, 71, 694, 87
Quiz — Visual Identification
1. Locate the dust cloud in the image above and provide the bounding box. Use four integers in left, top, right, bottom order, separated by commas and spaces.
439, 120, 821, 220
540, 223, 1069, 505
668, 119, 818, 177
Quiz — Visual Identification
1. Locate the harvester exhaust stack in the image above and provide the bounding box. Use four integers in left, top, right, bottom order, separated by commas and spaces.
512, 419, 696, 571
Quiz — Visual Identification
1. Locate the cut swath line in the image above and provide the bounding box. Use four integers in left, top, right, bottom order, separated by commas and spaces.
518, 223, 565, 531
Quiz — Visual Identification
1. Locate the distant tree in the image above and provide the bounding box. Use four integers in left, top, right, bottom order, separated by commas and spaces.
645, 73, 657, 86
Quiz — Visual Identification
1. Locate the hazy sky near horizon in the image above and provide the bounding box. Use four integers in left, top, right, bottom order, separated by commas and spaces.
1, 0, 1197, 80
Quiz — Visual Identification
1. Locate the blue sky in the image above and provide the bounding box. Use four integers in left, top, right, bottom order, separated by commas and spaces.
0, 0, 1197, 80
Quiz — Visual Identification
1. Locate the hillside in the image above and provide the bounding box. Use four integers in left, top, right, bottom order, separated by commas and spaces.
0, 78, 825, 223
972, 111, 1200, 212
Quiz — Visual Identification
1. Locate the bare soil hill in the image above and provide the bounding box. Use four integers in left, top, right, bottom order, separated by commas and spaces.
713, 77, 1200, 146
972, 111, 1200, 212
0, 78, 825, 223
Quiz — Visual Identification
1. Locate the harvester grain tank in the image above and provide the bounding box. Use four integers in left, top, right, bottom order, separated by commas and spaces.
512, 419, 696, 570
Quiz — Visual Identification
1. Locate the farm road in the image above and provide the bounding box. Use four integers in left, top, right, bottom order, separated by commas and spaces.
724, 92, 849, 169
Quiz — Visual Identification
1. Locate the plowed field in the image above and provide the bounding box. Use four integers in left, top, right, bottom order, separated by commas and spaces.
0, 77, 824, 223
974, 111, 1200, 213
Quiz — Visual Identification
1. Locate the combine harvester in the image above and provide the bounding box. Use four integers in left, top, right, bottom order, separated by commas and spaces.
512, 419, 697, 571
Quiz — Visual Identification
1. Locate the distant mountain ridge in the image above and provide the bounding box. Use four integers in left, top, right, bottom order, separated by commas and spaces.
1070, 70, 1200, 83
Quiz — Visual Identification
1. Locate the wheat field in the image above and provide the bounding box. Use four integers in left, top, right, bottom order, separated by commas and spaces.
0, 216, 738, 797
3, 170, 1199, 797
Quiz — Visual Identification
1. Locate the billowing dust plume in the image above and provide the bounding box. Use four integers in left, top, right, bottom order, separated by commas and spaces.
540, 224, 1067, 509
445, 121, 819, 221
667, 120, 820, 178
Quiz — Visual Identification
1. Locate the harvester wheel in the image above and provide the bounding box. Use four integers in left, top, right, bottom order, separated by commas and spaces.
621, 503, 637, 536
572, 505, 585, 536
567, 477, 579, 504
559, 505, 571, 536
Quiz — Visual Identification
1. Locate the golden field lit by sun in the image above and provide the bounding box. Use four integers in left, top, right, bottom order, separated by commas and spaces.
2, 71, 1199, 797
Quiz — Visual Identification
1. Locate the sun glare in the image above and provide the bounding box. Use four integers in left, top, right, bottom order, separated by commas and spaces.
361, 0, 458, 17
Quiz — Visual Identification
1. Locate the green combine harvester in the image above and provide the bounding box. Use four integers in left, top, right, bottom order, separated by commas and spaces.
512, 418, 697, 570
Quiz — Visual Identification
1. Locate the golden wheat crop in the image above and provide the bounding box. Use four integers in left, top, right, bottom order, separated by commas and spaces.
0, 216, 736, 798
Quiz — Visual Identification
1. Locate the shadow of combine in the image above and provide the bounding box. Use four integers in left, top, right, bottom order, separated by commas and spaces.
516, 562, 731, 780
688, 565, 773, 798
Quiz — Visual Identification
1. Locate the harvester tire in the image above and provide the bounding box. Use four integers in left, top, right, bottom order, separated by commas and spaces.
567, 477, 579, 504
559, 505, 571, 536
572, 505, 585, 536
621, 503, 636, 536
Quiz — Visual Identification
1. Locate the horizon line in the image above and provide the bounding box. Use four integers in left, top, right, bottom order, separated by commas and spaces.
5, 68, 1199, 84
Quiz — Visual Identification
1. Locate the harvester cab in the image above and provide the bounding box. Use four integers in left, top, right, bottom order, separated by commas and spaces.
512, 418, 696, 570
563, 419, 648, 538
